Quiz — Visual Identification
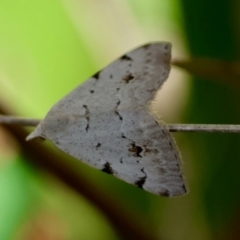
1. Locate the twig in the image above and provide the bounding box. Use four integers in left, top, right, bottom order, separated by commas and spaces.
0, 115, 41, 126
1, 115, 240, 133
167, 124, 240, 133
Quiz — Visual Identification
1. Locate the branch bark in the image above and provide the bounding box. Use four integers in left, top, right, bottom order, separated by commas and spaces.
1, 115, 240, 133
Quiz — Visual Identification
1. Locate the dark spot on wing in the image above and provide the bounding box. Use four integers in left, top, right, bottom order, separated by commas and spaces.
120, 55, 132, 61
116, 99, 120, 107
160, 189, 170, 197
122, 74, 134, 83
96, 143, 101, 149
159, 168, 166, 174
182, 184, 187, 193
143, 43, 151, 49
83, 105, 89, 114
128, 144, 143, 157
90, 90, 94, 94
115, 111, 123, 120
144, 145, 158, 154
102, 162, 114, 174
83, 105, 89, 132
135, 176, 147, 188
164, 44, 170, 50
93, 71, 100, 79
110, 74, 113, 78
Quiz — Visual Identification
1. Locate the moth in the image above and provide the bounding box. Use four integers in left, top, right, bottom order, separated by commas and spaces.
27, 42, 187, 197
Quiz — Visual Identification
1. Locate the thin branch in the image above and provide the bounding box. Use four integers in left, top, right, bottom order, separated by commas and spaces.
1, 115, 240, 133
167, 124, 240, 133
0, 115, 41, 126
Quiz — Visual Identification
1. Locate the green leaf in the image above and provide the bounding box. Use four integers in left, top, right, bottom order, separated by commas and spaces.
180, 0, 240, 234
0, 158, 34, 240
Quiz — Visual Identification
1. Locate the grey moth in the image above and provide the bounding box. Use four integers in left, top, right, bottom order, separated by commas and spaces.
27, 42, 187, 197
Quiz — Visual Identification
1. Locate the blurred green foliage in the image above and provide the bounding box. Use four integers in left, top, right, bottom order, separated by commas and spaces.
181, 0, 240, 236
0, 158, 33, 240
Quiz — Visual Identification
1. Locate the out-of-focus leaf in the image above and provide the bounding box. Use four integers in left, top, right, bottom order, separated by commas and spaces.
172, 58, 240, 88
0, 0, 97, 116
180, 0, 240, 237
0, 158, 34, 240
